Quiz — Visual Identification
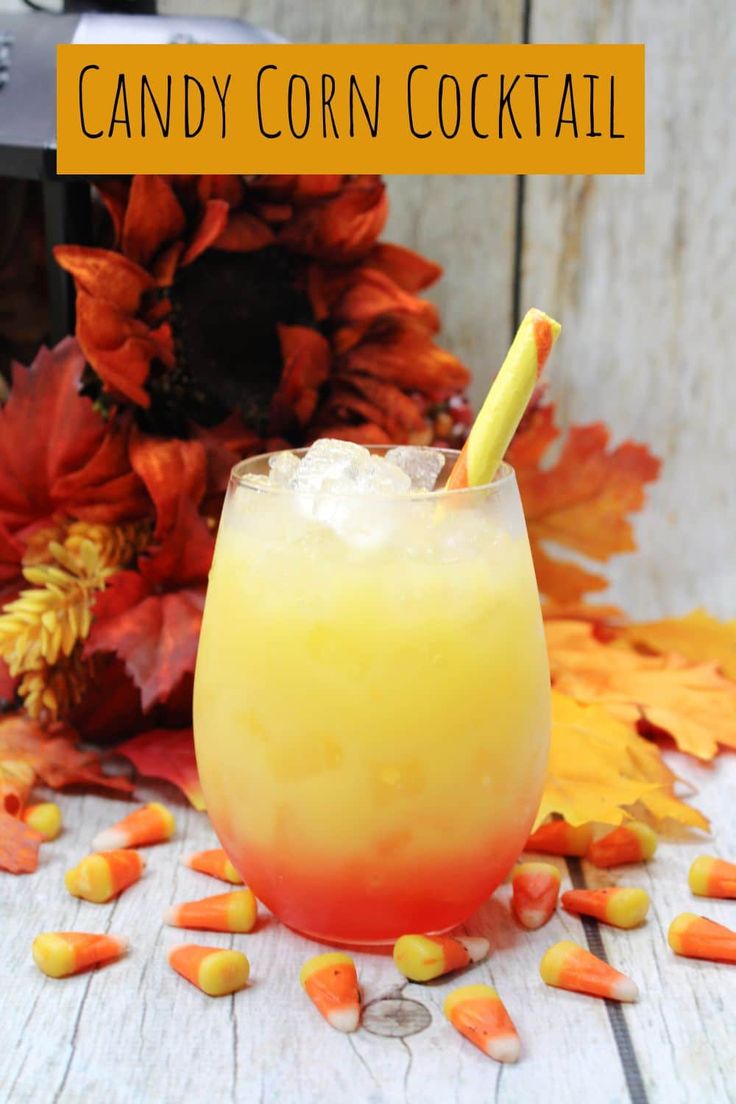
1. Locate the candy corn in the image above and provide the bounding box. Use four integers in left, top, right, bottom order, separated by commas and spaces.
393, 933, 489, 982
32, 932, 128, 978
540, 940, 638, 1001
668, 913, 736, 964
164, 889, 257, 933
525, 820, 593, 857
181, 848, 243, 885
587, 821, 657, 868
445, 308, 561, 490
65, 850, 145, 904
511, 862, 561, 929
300, 953, 361, 1033
22, 802, 62, 841
168, 944, 250, 997
444, 984, 520, 1063
688, 855, 736, 899
561, 887, 650, 930
92, 802, 175, 851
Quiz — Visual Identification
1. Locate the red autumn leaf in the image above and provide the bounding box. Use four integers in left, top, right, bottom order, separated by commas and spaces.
129, 433, 207, 537
272, 325, 331, 431
508, 404, 661, 605
0, 811, 42, 874
116, 727, 204, 810
121, 176, 186, 267
88, 588, 205, 712
0, 714, 132, 793
0, 338, 148, 533
138, 499, 214, 588
0, 523, 22, 588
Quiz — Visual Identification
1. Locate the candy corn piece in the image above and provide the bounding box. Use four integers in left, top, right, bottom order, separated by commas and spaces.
561, 887, 650, 930
300, 953, 361, 1033
32, 932, 128, 978
393, 933, 489, 981
587, 821, 657, 868
526, 820, 593, 857
181, 848, 243, 885
164, 889, 257, 933
688, 855, 736, 899
22, 802, 62, 841
65, 850, 146, 904
444, 984, 520, 1063
168, 944, 250, 997
540, 940, 638, 1001
668, 913, 736, 964
445, 307, 560, 490
511, 862, 561, 929
92, 802, 175, 851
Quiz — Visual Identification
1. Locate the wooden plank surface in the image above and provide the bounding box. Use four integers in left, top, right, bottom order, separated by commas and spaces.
2, 752, 735, 1104
520, 1, 736, 621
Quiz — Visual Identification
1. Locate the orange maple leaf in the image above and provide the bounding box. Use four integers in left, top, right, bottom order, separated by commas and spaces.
116, 727, 204, 810
508, 405, 660, 605
547, 620, 736, 760
0, 714, 132, 793
0, 811, 42, 874
539, 691, 708, 830
623, 609, 736, 682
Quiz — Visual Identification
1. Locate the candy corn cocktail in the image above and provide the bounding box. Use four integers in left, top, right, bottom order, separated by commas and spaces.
194, 442, 550, 943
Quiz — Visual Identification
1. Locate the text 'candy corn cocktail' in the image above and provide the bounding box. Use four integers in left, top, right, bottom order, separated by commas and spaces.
194, 440, 550, 943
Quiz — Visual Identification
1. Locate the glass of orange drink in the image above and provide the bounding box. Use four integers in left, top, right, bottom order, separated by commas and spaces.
193, 440, 550, 944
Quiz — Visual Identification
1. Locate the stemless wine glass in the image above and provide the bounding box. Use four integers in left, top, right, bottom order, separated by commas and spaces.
193, 446, 550, 944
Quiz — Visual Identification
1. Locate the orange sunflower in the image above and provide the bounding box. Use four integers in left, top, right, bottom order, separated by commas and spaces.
54, 174, 471, 447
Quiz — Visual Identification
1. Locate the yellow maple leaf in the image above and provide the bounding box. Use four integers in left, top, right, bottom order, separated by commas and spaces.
538, 691, 707, 831
624, 608, 736, 681
547, 620, 736, 760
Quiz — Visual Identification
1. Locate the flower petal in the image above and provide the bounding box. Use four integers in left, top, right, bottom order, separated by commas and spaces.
122, 176, 186, 267
181, 199, 229, 265
54, 245, 154, 314
213, 211, 275, 252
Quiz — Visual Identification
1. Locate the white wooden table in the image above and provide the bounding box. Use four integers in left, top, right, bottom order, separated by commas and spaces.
2, 751, 735, 1104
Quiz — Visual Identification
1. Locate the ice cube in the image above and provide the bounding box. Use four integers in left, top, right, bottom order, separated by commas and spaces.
268, 450, 301, 487
292, 438, 371, 493
355, 456, 412, 495
385, 446, 445, 491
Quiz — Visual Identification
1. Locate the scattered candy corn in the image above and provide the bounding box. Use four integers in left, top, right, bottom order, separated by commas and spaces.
445, 307, 561, 490
525, 820, 593, 857
181, 849, 243, 885
32, 932, 128, 978
587, 821, 657, 868
539, 940, 639, 1001
393, 933, 489, 982
668, 913, 736, 964
688, 856, 736, 899
164, 889, 257, 933
561, 887, 650, 930
168, 944, 250, 997
65, 850, 145, 904
92, 802, 175, 851
511, 862, 561, 929
22, 802, 62, 841
444, 984, 520, 1063
300, 952, 361, 1033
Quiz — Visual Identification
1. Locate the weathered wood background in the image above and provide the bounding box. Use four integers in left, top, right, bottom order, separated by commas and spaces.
1, 0, 733, 618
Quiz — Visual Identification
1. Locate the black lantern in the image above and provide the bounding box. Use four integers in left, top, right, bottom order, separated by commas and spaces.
0, 1, 279, 368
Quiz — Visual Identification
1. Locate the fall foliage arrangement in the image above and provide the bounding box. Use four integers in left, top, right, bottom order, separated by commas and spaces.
1, 172, 734, 875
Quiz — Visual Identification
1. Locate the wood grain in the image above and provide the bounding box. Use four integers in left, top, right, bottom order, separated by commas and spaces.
521, 2, 736, 620
2, 756, 735, 1104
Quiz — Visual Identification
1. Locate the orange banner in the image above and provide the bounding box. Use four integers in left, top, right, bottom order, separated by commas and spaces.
57, 44, 645, 175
